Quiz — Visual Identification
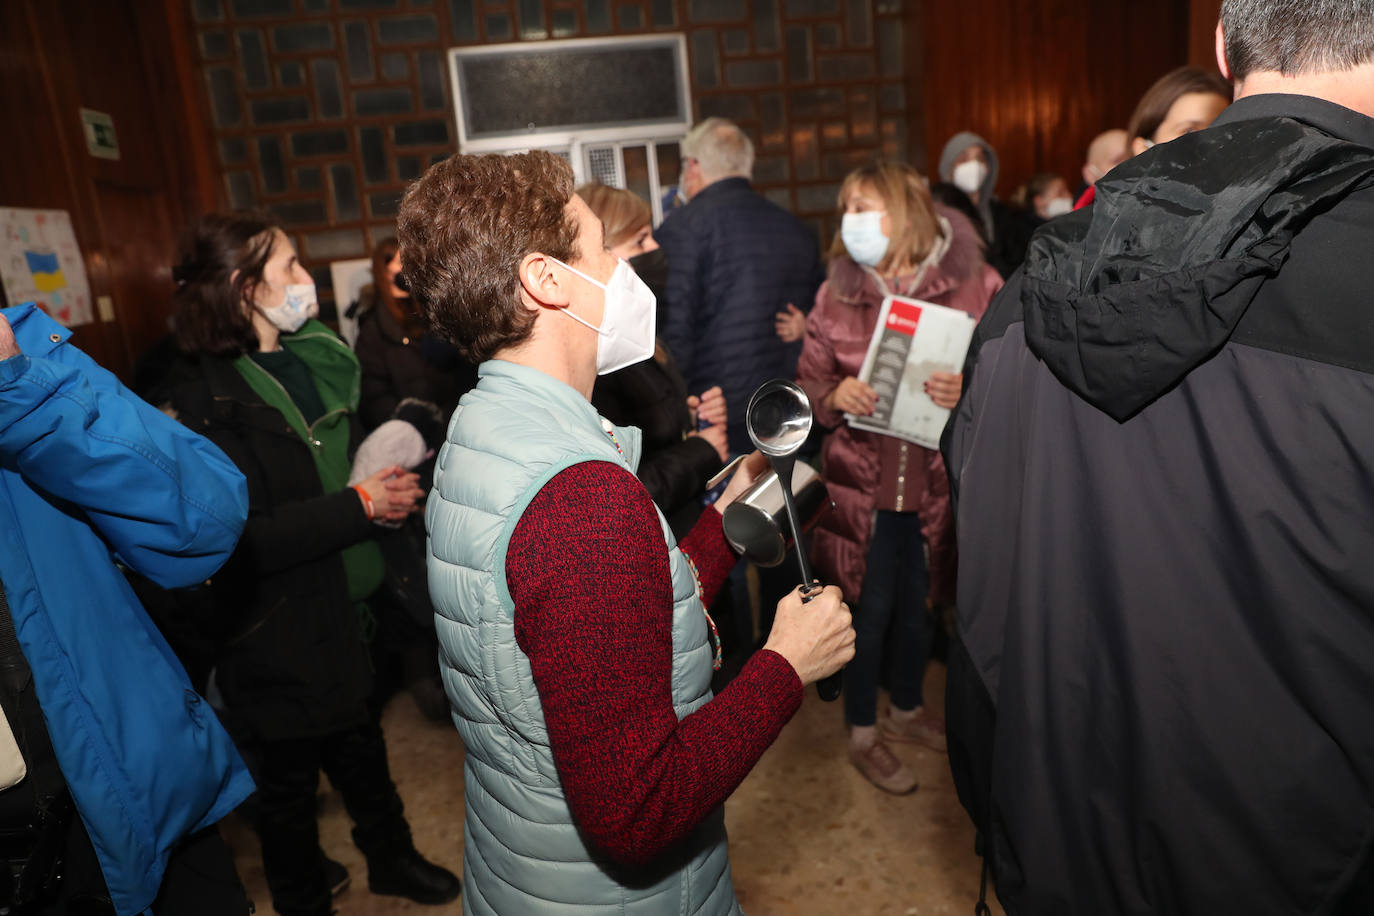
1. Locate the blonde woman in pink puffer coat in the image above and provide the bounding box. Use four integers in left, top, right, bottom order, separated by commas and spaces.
796, 162, 1002, 795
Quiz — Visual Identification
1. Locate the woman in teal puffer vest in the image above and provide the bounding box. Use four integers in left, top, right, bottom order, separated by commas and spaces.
398, 150, 857, 914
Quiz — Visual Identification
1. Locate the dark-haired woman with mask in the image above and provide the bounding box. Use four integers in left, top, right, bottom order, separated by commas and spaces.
797, 162, 1002, 795
1011, 172, 1074, 229
168, 212, 460, 916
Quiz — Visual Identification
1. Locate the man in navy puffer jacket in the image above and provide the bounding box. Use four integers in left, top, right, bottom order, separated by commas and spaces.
656, 118, 824, 454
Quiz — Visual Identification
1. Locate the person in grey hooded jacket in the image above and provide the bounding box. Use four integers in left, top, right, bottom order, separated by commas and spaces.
937, 132, 1034, 278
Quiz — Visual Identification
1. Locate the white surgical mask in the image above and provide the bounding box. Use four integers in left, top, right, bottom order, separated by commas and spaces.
840, 211, 890, 267
952, 159, 988, 195
259, 283, 317, 333
549, 257, 656, 375
1044, 197, 1074, 218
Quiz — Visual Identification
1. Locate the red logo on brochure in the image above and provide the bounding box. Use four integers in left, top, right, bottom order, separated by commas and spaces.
885, 298, 923, 336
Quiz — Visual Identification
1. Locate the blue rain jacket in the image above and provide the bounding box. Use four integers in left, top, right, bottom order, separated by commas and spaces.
0, 303, 254, 916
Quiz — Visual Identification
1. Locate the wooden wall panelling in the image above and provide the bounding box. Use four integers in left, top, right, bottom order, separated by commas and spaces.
901, 0, 929, 185
56, 0, 181, 373
914, 0, 1191, 199
0, 0, 207, 380
1189, 0, 1223, 69
139, 0, 224, 225
0, 0, 121, 372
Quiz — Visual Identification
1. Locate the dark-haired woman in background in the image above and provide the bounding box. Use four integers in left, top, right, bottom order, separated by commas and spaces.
1010, 172, 1074, 226
1078, 66, 1231, 209
168, 212, 460, 916
1127, 65, 1232, 156
353, 239, 475, 721
354, 239, 476, 432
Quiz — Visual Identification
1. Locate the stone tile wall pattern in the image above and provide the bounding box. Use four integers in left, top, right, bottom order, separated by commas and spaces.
191, 0, 910, 301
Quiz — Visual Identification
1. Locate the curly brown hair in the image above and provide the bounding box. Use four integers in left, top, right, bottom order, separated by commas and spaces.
397, 151, 580, 363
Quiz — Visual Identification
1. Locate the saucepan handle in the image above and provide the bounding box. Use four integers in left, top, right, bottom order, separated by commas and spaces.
798, 581, 842, 702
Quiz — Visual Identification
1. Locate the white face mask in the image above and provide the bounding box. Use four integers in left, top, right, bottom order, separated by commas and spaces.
1044, 197, 1074, 218
840, 211, 890, 267
548, 257, 656, 375
952, 159, 988, 195
259, 283, 317, 334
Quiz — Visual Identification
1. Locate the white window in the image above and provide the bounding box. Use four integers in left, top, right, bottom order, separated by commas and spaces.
449, 34, 692, 224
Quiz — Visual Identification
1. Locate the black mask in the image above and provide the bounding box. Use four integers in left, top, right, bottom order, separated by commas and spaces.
628, 247, 669, 310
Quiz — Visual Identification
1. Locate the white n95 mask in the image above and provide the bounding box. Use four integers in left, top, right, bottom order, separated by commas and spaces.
840, 211, 890, 267
550, 257, 656, 375
1045, 197, 1074, 218
260, 283, 317, 333
952, 159, 988, 195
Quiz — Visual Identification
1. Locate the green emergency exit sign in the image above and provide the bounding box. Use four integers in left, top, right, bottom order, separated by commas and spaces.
80, 108, 119, 161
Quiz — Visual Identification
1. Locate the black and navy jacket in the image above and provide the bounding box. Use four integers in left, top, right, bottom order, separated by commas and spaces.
943, 93, 1374, 915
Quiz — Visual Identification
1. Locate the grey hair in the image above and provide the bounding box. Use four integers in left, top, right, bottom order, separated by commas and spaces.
681, 117, 755, 182
1222, 0, 1374, 79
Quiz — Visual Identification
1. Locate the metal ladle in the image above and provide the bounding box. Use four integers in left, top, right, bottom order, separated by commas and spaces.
745, 379, 842, 701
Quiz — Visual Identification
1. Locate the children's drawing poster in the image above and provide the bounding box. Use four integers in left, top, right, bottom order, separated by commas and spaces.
0, 208, 93, 326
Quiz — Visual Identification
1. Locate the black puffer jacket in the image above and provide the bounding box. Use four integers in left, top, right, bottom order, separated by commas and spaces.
592, 345, 722, 537
172, 355, 376, 741
943, 94, 1374, 915
353, 289, 477, 431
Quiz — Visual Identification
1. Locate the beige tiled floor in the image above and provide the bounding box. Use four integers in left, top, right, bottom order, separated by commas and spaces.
224, 663, 1005, 916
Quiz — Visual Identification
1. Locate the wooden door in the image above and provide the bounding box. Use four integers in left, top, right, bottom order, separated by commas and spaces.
0, 0, 213, 380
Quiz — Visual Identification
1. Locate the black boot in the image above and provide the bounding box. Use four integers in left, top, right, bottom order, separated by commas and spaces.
367, 848, 461, 905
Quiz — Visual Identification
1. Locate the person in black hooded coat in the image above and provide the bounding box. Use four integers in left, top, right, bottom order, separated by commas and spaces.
942, 3, 1374, 912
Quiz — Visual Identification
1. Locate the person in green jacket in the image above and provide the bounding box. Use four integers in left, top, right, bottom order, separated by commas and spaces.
168, 212, 460, 916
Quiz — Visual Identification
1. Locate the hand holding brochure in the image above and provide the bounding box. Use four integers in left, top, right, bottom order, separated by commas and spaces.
844, 295, 977, 450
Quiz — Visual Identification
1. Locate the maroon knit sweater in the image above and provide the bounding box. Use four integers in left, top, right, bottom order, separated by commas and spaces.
507, 460, 803, 867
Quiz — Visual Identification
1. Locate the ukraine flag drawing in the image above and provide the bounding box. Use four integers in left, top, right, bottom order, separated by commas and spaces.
25, 250, 67, 294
